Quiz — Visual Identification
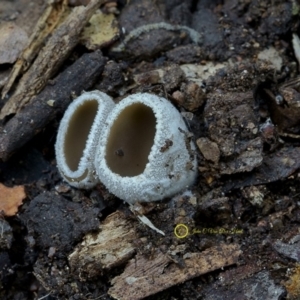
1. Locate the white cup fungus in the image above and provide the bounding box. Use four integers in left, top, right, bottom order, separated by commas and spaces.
55, 90, 115, 188
94, 93, 198, 203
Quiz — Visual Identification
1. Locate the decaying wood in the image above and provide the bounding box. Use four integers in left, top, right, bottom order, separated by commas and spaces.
0, 50, 107, 161
109, 243, 242, 300
0, 0, 106, 120
69, 211, 138, 279
1, 0, 69, 99
69, 209, 242, 298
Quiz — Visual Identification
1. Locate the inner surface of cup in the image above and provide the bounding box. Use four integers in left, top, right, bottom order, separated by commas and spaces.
64, 100, 98, 171
105, 103, 156, 177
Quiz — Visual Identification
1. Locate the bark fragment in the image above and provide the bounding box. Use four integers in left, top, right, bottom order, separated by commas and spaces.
273, 236, 300, 262
69, 211, 138, 279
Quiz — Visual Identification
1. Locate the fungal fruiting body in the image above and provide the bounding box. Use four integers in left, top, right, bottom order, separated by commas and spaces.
95, 93, 197, 203
55, 91, 115, 188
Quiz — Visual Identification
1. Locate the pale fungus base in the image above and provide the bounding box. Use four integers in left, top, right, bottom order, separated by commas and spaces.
63, 169, 89, 183
64, 100, 99, 171
106, 103, 156, 177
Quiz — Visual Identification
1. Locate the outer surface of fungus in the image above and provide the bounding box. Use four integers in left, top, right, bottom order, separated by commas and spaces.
95, 93, 197, 203
55, 90, 115, 188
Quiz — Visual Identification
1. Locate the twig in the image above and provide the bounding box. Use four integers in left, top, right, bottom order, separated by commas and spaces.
0, 51, 107, 161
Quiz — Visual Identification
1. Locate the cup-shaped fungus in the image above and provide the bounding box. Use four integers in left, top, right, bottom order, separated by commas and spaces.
95, 93, 197, 203
55, 91, 115, 188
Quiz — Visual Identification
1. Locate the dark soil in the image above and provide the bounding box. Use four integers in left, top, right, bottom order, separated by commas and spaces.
1, 0, 300, 299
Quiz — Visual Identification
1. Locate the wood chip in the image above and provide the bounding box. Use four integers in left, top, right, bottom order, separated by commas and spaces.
223, 146, 300, 191
80, 10, 119, 50
0, 183, 26, 216
109, 243, 242, 300
69, 211, 138, 279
